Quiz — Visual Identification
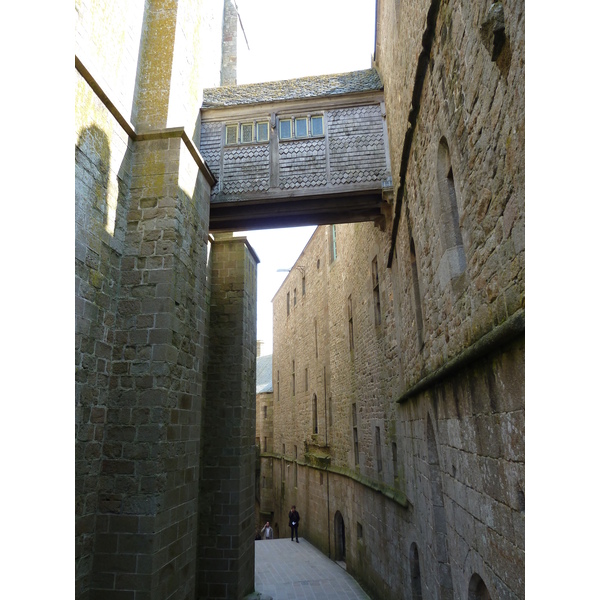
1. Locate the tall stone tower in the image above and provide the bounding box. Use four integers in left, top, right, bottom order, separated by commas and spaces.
75, 1, 257, 599
220, 0, 238, 86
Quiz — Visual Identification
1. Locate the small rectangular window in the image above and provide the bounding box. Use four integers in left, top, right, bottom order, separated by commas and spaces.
241, 123, 253, 143
292, 360, 295, 396
348, 295, 354, 352
311, 115, 323, 136
256, 121, 269, 142
375, 426, 383, 473
372, 256, 382, 326
263, 405, 267, 419
305, 367, 309, 391
330, 225, 337, 262
225, 124, 238, 145
279, 119, 292, 139
295, 117, 308, 138
294, 445, 298, 487
352, 403, 359, 465
357, 522, 363, 539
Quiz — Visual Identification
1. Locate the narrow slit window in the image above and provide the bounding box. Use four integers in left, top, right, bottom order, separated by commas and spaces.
372, 257, 381, 326
348, 295, 354, 352
294, 446, 298, 487
375, 426, 383, 473
330, 225, 337, 262
352, 403, 359, 465
410, 236, 424, 347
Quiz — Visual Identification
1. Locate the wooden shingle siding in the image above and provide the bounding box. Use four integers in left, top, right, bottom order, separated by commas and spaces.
279, 138, 327, 189
221, 144, 270, 194
201, 103, 388, 199
199, 69, 392, 226
328, 105, 388, 185
200, 121, 223, 187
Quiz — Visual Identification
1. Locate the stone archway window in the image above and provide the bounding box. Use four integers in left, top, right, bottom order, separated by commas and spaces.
436, 137, 467, 287
468, 573, 492, 600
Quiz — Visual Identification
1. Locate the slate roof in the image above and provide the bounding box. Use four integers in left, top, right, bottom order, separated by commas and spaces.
256, 354, 273, 394
202, 68, 383, 109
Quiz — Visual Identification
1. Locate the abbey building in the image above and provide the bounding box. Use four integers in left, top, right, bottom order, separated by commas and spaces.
76, 0, 524, 598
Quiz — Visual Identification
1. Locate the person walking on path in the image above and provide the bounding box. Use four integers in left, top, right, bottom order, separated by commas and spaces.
261, 521, 274, 539
288, 505, 300, 542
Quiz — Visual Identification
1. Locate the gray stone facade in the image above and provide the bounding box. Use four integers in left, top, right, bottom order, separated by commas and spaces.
76, 0, 524, 599
266, 1, 525, 599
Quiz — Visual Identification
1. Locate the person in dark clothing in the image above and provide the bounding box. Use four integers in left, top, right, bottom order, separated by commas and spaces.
288, 505, 300, 542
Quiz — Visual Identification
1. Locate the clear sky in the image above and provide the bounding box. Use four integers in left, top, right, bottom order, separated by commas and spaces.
232, 0, 377, 355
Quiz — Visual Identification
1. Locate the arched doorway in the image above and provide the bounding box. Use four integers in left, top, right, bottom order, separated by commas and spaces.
409, 542, 423, 600
468, 573, 492, 600
334, 510, 346, 563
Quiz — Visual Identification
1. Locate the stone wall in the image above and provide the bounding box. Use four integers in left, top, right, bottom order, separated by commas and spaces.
75, 2, 233, 599
256, 390, 275, 525
269, 1, 524, 598
196, 236, 258, 599
378, 0, 525, 387
75, 68, 134, 599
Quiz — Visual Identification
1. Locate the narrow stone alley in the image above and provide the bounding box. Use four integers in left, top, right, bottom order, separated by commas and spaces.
253, 538, 370, 599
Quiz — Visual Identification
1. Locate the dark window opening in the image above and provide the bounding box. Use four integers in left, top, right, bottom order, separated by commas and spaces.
372, 256, 381, 326
348, 295, 354, 352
